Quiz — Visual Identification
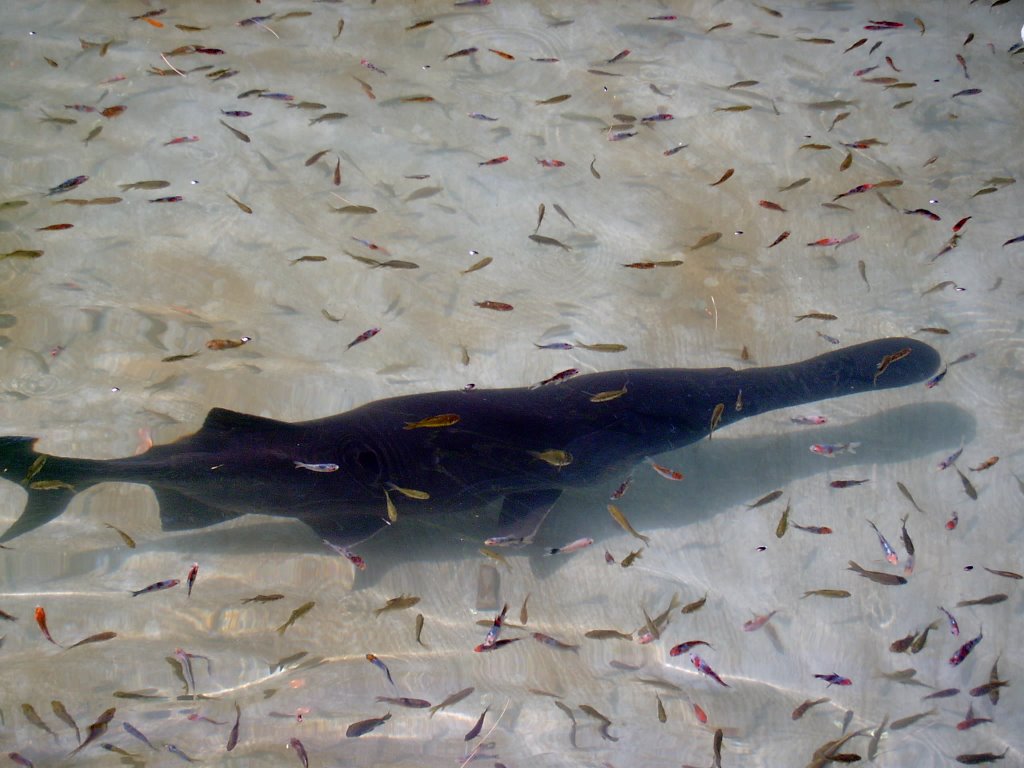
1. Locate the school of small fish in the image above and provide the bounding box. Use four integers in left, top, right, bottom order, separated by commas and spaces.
0, 1, 1022, 766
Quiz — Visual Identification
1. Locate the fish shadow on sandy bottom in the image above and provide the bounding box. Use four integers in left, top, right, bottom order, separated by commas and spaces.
126, 401, 972, 584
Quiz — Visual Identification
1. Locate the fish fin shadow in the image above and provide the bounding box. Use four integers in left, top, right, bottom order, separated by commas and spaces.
0, 437, 85, 543
154, 487, 240, 531
0, 483, 77, 543
493, 489, 562, 545
304, 511, 391, 550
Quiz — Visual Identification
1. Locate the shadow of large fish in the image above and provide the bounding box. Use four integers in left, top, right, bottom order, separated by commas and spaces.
0, 337, 939, 549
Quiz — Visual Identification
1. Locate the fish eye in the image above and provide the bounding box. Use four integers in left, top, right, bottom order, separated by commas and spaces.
356, 449, 380, 476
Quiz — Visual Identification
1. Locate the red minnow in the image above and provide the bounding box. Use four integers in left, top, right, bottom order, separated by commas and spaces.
185, 563, 198, 597
346, 327, 380, 350
164, 136, 199, 145
814, 673, 852, 687
759, 200, 786, 212
792, 523, 832, 534
953, 216, 972, 233
478, 156, 509, 166
949, 627, 982, 666
323, 539, 366, 570
691, 654, 729, 687
768, 231, 790, 248
536, 158, 566, 168
130, 578, 180, 596
477, 603, 507, 651
473, 637, 519, 652
610, 475, 632, 500
475, 300, 513, 311
743, 611, 777, 631
607, 49, 630, 64
34, 606, 60, 646
669, 640, 712, 656
867, 520, 899, 565
366, 653, 395, 686
532, 368, 579, 388
445, 47, 478, 59
360, 59, 387, 75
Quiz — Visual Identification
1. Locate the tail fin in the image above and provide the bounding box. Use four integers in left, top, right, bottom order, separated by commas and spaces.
0, 437, 78, 543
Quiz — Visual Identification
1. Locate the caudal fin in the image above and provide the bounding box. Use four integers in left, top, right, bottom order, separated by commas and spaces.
0, 437, 78, 543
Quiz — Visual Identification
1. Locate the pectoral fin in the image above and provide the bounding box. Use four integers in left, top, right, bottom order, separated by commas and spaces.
154, 487, 240, 531
489, 489, 562, 546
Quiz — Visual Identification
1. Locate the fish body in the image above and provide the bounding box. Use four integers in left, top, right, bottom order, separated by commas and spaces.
815, 673, 852, 687
0, 339, 941, 552
546, 537, 593, 555
131, 578, 179, 596
809, 442, 859, 457
691, 654, 729, 687
949, 628, 983, 666
47, 175, 89, 195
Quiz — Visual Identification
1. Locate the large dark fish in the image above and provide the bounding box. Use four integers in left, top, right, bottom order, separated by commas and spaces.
0, 338, 939, 549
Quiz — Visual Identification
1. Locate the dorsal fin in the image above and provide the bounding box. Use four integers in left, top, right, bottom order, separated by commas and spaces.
200, 407, 286, 434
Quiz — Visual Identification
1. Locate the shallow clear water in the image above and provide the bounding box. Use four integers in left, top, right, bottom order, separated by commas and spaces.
1, 1, 1023, 766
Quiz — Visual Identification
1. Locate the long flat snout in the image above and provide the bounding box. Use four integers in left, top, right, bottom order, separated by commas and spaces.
733, 337, 942, 418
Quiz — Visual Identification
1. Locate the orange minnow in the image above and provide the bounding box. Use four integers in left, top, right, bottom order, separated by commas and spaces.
400, 95, 435, 103
353, 76, 376, 100
36, 223, 74, 231
478, 155, 509, 166
873, 347, 912, 384
403, 413, 460, 430
206, 337, 252, 350
710, 168, 734, 186
759, 200, 786, 212
406, 19, 433, 30
646, 458, 683, 481
35, 606, 60, 646
768, 231, 790, 248
488, 48, 515, 60
100, 105, 126, 118
970, 456, 998, 472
